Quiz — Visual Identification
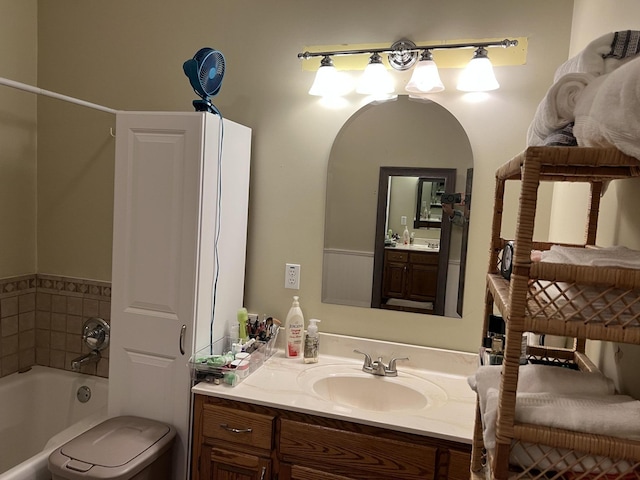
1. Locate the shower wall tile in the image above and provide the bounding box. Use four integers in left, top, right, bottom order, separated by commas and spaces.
0, 274, 110, 379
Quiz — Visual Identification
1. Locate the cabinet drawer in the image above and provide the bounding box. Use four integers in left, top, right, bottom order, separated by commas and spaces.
446, 449, 471, 480
202, 404, 274, 450
409, 251, 439, 265
279, 419, 436, 480
385, 250, 408, 262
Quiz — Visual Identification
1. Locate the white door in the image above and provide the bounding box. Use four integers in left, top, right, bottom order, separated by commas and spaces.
109, 112, 212, 480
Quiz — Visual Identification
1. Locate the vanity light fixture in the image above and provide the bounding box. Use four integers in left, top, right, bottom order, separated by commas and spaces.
298, 38, 518, 97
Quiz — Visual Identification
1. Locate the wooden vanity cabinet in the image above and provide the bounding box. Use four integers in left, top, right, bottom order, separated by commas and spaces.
192, 395, 471, 480
382, 249, 439, 308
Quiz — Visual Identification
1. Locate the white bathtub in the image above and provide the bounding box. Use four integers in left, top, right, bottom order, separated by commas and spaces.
0, 366, 108, 480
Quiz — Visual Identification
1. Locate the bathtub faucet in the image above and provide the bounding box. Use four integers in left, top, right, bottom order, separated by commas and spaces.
71, 350, 101, 372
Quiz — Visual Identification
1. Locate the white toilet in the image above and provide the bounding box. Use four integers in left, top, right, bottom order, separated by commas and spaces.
48, 416, 175, 480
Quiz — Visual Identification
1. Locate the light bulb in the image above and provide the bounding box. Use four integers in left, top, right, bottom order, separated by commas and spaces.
457, 47, 499, 92
405, 50, 444, 94
308, 56, 352, 97
356, 53, 395, 96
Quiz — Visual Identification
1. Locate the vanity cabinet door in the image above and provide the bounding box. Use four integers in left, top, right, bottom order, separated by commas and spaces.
200, 445, 271, 480
407, 252, 438, 302
382, 251, 408, 298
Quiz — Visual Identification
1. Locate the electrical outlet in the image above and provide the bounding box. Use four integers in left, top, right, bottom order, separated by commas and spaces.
285, 263, 301, 289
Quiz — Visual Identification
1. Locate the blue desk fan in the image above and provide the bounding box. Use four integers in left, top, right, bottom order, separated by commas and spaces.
183, 47, 225, 115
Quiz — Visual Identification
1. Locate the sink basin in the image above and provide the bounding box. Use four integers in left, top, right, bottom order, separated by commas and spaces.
297, 364, 447, 412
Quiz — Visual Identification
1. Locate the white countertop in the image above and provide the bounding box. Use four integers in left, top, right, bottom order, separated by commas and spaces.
192, 333, 478, 444
386, 244, 440, 253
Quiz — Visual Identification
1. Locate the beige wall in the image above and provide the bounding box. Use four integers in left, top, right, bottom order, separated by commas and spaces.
555, 0, 640, 398
30, 0, 575, 352
0, 0, 37, 277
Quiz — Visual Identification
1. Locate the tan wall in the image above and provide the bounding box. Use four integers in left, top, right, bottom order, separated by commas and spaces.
0, 0, 37, 277
556, 0, 640, 398
32, 0, 574, 352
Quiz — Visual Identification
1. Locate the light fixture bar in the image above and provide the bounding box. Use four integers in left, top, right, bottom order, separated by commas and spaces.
297, 38, 518, 61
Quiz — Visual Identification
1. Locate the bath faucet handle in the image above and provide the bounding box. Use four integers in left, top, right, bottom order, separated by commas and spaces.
386, 356, 409, 376
354, 349, 373, 369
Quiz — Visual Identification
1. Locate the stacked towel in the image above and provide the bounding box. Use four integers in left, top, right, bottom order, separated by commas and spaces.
573, 56, 640, 159
468, 364, 615, 414
482, 390, 640, 449
527, 30, 640, 147
540, 245, 640, 269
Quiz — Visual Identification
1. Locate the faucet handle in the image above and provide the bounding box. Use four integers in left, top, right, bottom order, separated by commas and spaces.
387, 356, 409, 373
354, 349, 372, 368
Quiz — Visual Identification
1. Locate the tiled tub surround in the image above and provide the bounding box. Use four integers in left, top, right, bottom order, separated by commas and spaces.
0, 274, 110, 378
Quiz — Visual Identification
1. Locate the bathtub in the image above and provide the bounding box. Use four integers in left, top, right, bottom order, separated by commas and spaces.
0, 366, 108, 480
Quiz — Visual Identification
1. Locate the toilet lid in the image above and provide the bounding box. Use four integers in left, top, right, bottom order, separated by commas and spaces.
60, 416, 171, 467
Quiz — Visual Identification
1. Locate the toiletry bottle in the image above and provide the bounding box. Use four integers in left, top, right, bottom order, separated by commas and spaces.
285, 296, 304, 358
403, 226, 410, 245
303, 318, 321, 364
410, 232, 415, 245
237, 308, 249, 343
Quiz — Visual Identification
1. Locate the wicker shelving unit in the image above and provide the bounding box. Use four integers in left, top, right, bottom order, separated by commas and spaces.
472, 146, 640, 479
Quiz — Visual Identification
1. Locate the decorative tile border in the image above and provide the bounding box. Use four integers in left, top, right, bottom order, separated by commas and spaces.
36, 274, 111, 300
0, 274, 37, 297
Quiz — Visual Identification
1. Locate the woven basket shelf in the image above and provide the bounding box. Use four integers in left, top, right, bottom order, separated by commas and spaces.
473, 147, 640, 480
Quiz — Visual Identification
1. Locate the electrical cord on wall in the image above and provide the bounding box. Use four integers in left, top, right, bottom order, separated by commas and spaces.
209, 114, 225, 353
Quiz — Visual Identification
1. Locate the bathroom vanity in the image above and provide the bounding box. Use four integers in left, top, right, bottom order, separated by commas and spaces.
382, 247, 440, 313
191, 334, 477, 480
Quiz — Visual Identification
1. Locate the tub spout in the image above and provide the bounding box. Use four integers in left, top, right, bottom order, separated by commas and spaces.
71, 350, 101, 371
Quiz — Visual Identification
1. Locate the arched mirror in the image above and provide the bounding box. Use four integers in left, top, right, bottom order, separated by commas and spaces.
322, 96, 473, 318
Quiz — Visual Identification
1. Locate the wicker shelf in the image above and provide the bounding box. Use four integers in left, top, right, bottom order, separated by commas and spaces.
472, 147, 640, 480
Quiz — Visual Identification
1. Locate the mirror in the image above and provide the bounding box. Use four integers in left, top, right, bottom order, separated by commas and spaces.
322, 96, 473, 317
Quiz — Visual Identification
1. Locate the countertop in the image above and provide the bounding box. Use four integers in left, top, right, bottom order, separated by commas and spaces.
386, 244, 440, 253
192, 333, 477, 444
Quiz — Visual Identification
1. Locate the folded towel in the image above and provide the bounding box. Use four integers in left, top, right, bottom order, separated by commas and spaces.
540, 245, 640, 269
482, 389, 640, 449
468, 364, 615, 419
554, 33, 616, 81
527, 73, 594, 146
573, 56, 640, 159
554, 31, 640, 81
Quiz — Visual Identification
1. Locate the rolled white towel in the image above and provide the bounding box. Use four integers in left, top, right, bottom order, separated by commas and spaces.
527, 73, 594, 146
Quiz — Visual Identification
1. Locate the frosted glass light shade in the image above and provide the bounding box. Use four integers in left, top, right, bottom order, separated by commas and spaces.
309, 57, 352, 96
405, 60, 444, 93
356, 62, 395, 95
457, 54, 499, 92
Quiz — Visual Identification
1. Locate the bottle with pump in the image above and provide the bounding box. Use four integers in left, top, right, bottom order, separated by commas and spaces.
304, 319, 321, 364
403, 226, 410, 245
285, 296, 304, 358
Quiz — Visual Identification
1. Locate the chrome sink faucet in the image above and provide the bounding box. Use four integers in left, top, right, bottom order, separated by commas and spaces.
354, 350, 409, 377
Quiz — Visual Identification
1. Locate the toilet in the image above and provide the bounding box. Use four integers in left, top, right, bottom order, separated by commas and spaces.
48, 416, 176, 480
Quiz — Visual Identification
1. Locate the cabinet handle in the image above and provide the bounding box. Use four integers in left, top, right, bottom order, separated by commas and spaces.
179, 324, 186, 355
260, 466, 266, 480
219, 423, 253, 434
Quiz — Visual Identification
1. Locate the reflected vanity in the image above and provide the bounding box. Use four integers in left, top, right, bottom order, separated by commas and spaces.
322, 96, 473, 317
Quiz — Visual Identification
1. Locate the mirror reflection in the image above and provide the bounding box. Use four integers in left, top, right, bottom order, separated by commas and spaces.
322, 96, 473, 317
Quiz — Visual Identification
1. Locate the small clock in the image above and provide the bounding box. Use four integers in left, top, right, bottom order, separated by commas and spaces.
501, 241, 514, 280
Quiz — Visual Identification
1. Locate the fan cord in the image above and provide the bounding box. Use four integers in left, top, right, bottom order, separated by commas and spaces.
209, 113, 224, 352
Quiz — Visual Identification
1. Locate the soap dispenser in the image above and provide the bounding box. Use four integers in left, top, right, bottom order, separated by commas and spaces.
303, 319, 321, 364
402, 226, 410, 245
285, 296, 304, 358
